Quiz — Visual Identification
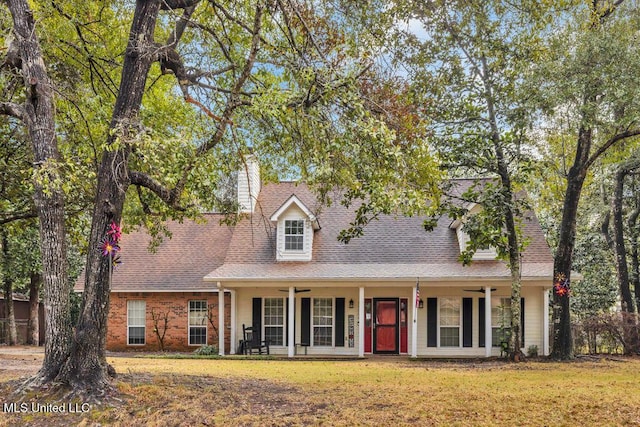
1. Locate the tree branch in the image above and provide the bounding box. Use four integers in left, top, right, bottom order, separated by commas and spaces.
0, 210, 38, 225
0, 101, 28, 122
586, 128, 640, 170
129, 171, 185, 211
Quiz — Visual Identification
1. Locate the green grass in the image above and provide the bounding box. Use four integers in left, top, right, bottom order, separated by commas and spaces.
2, 357, 640, 426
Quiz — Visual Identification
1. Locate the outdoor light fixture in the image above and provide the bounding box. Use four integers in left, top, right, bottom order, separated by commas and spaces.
349, 299, 354, 309
418, 299, 424, 309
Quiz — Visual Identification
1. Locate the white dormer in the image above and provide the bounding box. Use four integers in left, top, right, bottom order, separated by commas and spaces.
237, 155, 261, 213
270, 195, 320, 261
450, 203, 497, 261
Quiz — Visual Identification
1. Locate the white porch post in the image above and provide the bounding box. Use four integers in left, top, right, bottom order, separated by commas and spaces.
288, 286, 295, 358
358, 286, 365, 358
543, 288, 550, 356
230, 290, 236, 354
411, 284, 418, 358
485, 286, 492, 358
218, 282, 225, 356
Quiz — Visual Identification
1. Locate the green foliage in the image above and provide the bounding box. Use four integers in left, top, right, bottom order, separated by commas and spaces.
193, 344, 219, 356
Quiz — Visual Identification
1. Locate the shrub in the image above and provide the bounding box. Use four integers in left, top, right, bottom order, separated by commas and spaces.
193, 345, 218, 356
527, 345, 538, 358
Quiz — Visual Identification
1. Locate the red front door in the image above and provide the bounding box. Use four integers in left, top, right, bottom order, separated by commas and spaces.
373, 299, 399, 354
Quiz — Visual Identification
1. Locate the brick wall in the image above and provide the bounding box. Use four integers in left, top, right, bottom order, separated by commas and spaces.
108, 292, 231, 352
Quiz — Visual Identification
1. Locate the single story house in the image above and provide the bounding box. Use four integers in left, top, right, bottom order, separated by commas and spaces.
79, 159, 553, 357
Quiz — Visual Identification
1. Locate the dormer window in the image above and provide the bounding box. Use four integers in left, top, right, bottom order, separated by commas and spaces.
285, 220, 304, 251
270, 194, 320, 262
450, 203, 497, 261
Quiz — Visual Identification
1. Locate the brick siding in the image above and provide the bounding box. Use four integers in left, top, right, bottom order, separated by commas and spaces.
108, 292, 231, 352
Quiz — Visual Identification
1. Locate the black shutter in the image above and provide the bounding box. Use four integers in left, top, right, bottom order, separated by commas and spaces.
479, 298, 485, 348
252, 298, 262, 341
520, 298, 525, 347
335, 298, 345, 347
301, 298, 311, 345
462, 298, 473, 347
427, 298, 437, 347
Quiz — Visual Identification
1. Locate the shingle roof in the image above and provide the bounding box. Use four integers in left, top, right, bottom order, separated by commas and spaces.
76, 214, 233, 292
80, 180, 553, 292
205, 180, 553, 282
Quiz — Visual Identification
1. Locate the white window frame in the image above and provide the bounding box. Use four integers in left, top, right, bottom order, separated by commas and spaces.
263, 297, 285, 346
438, 297, 461, 348
127, 300, 146, 346
491, 297, 512, 347
188, 300, 208, 346
284, 219, 304, 251
312, 297, 334, 347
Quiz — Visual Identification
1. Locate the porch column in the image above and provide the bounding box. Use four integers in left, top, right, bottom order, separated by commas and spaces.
543, 288, 550, 356
358, 286, 365, 357
230, 290, 236, 355
288, 286, 295, 358
218, 282, 225, 356
411, 284, 418, 358
485, 286, 491, 358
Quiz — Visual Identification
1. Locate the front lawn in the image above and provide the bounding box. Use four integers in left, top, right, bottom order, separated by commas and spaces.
1, 356, 640, 426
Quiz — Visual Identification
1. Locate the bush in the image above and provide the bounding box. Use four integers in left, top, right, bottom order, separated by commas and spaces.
527, 345, 538, 358
193, 345, 219, 356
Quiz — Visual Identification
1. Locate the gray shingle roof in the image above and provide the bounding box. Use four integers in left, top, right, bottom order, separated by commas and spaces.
82, 180, 553, 292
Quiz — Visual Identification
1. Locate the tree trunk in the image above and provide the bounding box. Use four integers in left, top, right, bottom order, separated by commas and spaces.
27, 272, 41, 346
612, 169, 636, 313
480, 55, 523, 361
1, 231, 18, 345
628, 181, 640, 312
7, 0, 72, 380
55, 0, 162, 392
551, 155, 589, 359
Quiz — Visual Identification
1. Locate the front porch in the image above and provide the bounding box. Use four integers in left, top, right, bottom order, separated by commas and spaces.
213, 281, 550, 358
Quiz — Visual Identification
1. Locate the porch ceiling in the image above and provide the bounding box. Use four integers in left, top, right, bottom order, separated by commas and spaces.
204, 262, 553, 282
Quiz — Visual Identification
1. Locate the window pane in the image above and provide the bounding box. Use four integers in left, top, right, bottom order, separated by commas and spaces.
440, 327, 459, 347
264, 298, 284, 346
127, 301, 145, 345
189, 300, 208, 326
313, 298, 333, 346
189, 327, 207, 345
492, 327, 511, 347
314, 327, 332, 346
128, 326, 145, 345
189, 301, 207, 345
284, 220, 304, 250
265, 326, 283, 346
439, 298, 460, 347
440, 298, 460, 326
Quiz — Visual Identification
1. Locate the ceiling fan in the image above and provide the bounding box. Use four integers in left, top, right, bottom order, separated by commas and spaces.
463, 288, 496, 293
278, 287, 311, 293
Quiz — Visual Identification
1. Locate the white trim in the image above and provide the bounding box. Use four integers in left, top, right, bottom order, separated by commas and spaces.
127, 300, 146, 346
543, 288, 550, 356
358, 287, 365, 357
230, 289, 236, 354
411, 286, 418, 358
485, 287, 492, 357
288, 287, 295, 358
270, 195, 318, 228
218, 282, 225, 356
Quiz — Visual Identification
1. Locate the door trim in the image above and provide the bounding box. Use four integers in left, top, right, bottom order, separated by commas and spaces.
373, 298, 400, 354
